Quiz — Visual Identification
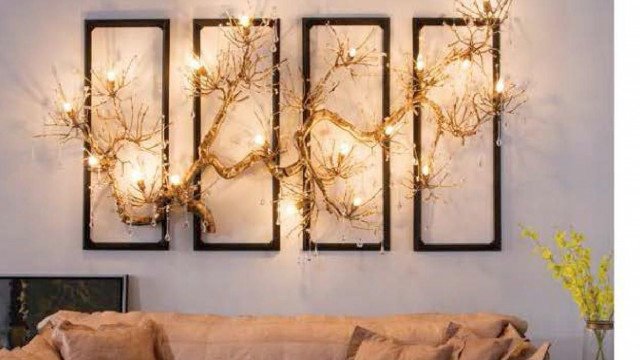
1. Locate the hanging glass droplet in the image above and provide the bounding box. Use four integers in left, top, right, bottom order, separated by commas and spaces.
164, 232, 171, 242
496, 138, 503, 147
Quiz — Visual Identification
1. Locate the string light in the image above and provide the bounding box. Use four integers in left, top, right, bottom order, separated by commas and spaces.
106, 69, 117, 83
189, 56, 204, 72
352, 197, 363, 207
338, 142, 351, 156
416, 54, 425, 71
169, 174, 182, 186
281, 201, 299, 217
461, 58, 472, 70
384, 125, 395, 136
253, 134, 266, 146
495, 78, 506, 94
421, 164, 430, 176
347, 47, 357, 59
62, 102, 73, 114
238, 15, 251, 28
87, 155, 99, 168
130, 169, 144, 183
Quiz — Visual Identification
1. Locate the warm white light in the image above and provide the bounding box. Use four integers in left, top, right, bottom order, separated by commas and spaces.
131, 169, 144, 183
421, 164, 430, 176
352, 197, 363, 207
169, 174, 182, 186
415, 54, 425, 71
461, 58, 472, 70
347, 48, 357, 59
189, 56, 204, 71
495, 78, 506, 94
282, 201, 299, 217
338, 142, 351, 156
238, 15, 251, 28
87, 155, 99, 168
253, 134, 266, 146
384, 125, 395, 136
106, 69, 117, 82
62, 102, 73, 114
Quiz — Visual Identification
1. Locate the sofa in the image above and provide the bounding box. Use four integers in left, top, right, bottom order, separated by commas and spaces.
0, 311, 550, 359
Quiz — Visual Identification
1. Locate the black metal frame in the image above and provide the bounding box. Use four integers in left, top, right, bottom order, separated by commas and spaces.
192, 18, 281, 251
0, 275, 129, 312
302, 17, 391, 251
412, 17, 501, 252
83, 19, 170, 251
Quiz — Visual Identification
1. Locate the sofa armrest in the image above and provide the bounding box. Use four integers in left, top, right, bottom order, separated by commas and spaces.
0, 335, 61, 360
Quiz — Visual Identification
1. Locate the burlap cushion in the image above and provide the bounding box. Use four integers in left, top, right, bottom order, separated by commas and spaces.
51, 319, 157, 360
346, 326, 454, 360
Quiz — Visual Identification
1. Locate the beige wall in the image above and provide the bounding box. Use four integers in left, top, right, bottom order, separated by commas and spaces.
0, 0, 613, 359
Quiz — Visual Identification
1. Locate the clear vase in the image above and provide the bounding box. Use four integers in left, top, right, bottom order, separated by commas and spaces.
582, 320, 613, 360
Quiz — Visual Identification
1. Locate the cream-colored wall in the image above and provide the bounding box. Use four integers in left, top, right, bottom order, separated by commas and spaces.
0, 0, 613, 359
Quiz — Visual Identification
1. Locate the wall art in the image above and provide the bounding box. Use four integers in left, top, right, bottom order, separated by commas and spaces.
192, 18, 281, 251
83, 19, 170, 250
301, 17, 391, 251
411, 15, 518, 251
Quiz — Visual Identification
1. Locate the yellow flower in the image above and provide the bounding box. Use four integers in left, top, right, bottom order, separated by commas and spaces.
520, 226, 613, 322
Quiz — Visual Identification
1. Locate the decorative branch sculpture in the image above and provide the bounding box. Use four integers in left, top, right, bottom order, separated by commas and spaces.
41, 0, 525, 245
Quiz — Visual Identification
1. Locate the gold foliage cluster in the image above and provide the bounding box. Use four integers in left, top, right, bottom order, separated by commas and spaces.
43, 0, 525, 240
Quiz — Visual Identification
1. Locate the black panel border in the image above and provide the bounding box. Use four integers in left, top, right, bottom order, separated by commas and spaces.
0, 274, 128, 348
412, 17, 501, 252
192, 18, 281, 251
83, 19, 170, 251
302, 17, 391, 251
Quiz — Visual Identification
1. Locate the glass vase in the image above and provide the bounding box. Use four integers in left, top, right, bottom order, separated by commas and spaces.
582, 320, 613, 360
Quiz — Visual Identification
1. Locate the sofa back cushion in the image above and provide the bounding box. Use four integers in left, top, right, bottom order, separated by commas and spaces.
51, 319, 157, 360
38, 311, 528, 360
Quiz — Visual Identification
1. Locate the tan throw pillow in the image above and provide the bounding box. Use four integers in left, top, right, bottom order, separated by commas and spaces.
346, 326, 453, 360
447, 322, 512, 360
52, 319, 157, 360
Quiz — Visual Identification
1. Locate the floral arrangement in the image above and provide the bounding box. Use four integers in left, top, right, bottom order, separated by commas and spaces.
520, 227, 613, 322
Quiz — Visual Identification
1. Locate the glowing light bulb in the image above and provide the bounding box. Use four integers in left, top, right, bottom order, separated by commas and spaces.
352, 197, 363, 207
384, 125, 395, 136
338, 142, 351, 156
282, 201, 299, 217
461, 58, 471, 70
253, 134, 266, 146
495, 78, 506, 94
169, 174, 182, 186
347, 48, 357, 59
87, 155, 99, 168
106, 69, 117, 83
131, 169, 144, 183
62, 102, 73, 114
421, 164, 431, 176
189, 56, 204, 71
415, 54, 425, 71
238, 15, 251, 27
